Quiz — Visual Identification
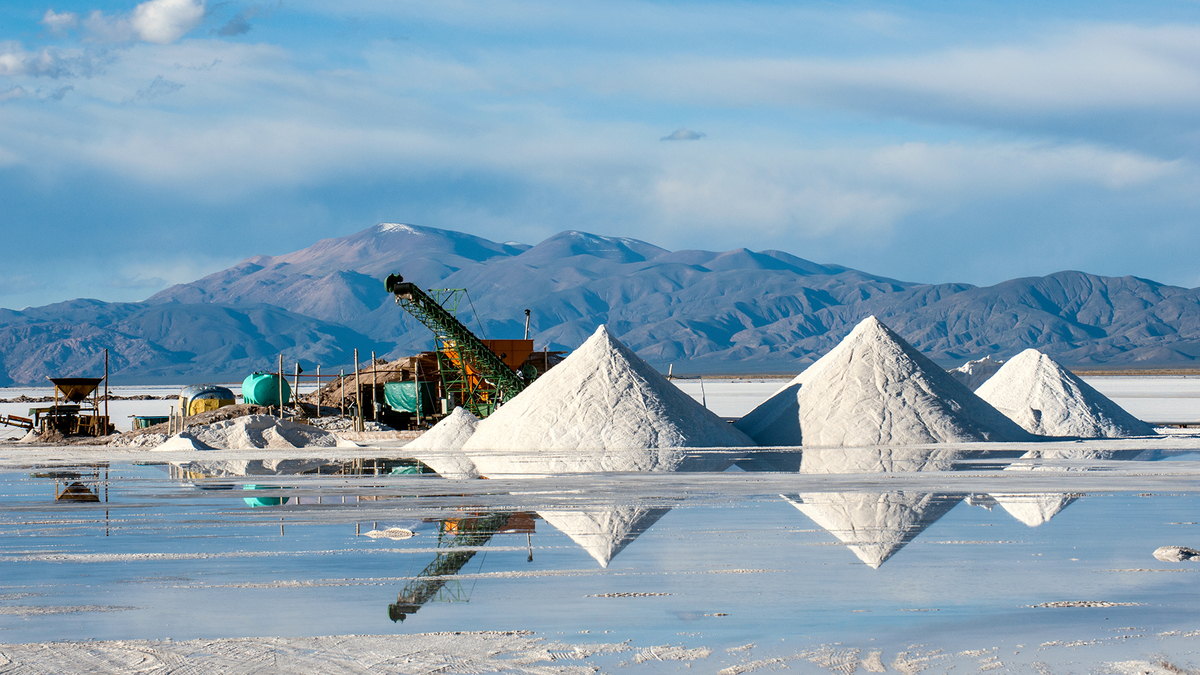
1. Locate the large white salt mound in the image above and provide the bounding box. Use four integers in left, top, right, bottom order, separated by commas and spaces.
537, 506, 671, 568
157, 415, 347, 450
948, 355, 1005, 391
463, 325, 754, 475
990, 493, 1076, 527
783, 492, 962, 568
975, 349, 1155, 438
737, 316, 1031, 447
401, 407, 480, 479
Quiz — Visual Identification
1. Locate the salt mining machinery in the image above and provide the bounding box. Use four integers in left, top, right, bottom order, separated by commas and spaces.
385, 273, 538, 418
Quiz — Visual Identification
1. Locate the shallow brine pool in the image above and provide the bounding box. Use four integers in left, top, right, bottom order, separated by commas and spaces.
2, 448, 1199, 673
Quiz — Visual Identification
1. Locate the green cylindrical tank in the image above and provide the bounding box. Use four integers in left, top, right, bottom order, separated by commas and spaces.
241, 372, 291, 407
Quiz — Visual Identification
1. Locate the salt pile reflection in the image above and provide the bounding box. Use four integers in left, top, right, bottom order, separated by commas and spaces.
2, 441, 1200, 674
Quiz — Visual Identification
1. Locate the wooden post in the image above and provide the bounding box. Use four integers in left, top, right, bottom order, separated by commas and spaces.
354, 349, 362, 432
370, 351, 377, 421
103, 349, 109, 435
316, 365, 321, 413
340, 369, 345, 416
294, 362, 301, 416
278, 354, 284, 417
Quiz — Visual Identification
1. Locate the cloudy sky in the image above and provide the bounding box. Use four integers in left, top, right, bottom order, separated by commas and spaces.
3, 0, 1200, 310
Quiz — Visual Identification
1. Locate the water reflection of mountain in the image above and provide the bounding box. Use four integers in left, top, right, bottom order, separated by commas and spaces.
537, 507, 672, 568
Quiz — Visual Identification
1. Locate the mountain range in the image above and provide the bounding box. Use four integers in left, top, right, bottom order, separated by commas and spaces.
3, 222, 1200, 385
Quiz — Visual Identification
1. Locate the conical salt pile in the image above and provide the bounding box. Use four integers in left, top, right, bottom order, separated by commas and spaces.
402, 407, 480, 479
736, 316, 1030, 447
537, 506, 671, 568
990, 493, 1077, 527
975, 349, 1155, 438
463, 325, 754, 475
783, 492, 962, 568
948, 355, 1005, 391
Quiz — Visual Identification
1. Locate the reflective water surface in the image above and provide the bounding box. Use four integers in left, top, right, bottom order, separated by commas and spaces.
3, 447, 1200, 672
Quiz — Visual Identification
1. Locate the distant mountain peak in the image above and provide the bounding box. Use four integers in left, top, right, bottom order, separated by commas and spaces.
375, 223, 428, 235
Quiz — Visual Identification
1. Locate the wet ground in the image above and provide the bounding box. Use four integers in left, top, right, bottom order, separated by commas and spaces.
2, 379, 1200, 673
2, 447, 1200, 673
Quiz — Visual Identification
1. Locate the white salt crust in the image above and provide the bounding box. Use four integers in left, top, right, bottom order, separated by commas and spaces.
975, 349, 1155, 438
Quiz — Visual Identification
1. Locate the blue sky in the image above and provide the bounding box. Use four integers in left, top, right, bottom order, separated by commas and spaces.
3, 0, 1200, 310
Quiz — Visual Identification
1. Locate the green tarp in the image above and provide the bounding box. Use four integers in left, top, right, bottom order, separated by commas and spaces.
384, 381, 436, 415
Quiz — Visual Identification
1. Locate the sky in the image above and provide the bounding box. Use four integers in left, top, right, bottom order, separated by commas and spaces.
3, 0, 1200, 310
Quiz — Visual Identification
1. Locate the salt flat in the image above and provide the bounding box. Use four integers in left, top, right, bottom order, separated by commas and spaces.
2, 379, 1200, 673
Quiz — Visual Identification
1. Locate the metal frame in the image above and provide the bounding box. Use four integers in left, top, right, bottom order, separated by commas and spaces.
386, 277, 529, 418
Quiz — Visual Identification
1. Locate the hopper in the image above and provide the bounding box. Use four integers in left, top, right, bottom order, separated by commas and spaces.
48, 377, 103, 403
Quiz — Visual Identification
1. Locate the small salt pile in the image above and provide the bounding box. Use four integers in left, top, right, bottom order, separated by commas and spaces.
783, 492, 962, 568
152, 414, 353, 450
737, 316, 1030, 447
975, 349, 1154, 438
989, 493, 1076, 527
948, 355, 1005, 391
401, 407, 480, 479
537, 507, 671, 568
463, 325, 754, 475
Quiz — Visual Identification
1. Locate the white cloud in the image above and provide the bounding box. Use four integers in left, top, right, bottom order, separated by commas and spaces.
41, 9, 80, 36
0, 86, 26, 103
0, 42, 71, 77
82, 0, 205, 44
132, 0, 205, 44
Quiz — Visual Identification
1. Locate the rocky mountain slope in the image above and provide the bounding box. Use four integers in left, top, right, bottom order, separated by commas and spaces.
2, 223, 1199, 384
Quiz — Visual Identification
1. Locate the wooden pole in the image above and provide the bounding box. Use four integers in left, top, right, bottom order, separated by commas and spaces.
354, 349, 362, 431
316, 365, 321, 413
294, 362, 301, 417
340, 369, 345, 417
370, 351, 377, 421
278, 354, 284, 417
104, 349, 109, 434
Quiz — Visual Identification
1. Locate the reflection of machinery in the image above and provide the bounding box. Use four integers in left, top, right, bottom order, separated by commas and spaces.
26, 377, 112, 436
179, 384, 236, 416
388, 512, 535, 622
385, 273, 535, 418
30, 466, 108, 503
